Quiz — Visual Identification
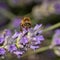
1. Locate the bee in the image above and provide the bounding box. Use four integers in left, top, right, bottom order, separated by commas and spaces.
20, 17, 32, 31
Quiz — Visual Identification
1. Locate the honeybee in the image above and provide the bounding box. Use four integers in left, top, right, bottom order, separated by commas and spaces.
20, 17, 32, 31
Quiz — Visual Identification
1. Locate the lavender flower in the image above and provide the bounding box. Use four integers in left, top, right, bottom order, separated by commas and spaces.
12, 31, 19, 39
16, 24, 44, 50
8, 44, 17, 53
29, 35, 44, 50
34, 35, 44, 41
30, 45, 39, 50
3, 29, 12, 37
0, 48, 6, 56
12, 17, 21, 28
0, 37, 4, 44
34, 24, 42, 31
54, 2, 60, 14
53, 29, 60, 45
20, 36, 28, 45
49, 29, 60, 49
13, 51, 24, 58
0, 23, 44, 58
50, 29, 60, 56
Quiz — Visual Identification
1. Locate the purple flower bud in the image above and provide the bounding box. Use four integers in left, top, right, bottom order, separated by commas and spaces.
34, 24, 42, 30
8, 44, 17, 53
53, 29, 60, 45
0, 48, 6, 55
13, 51, 24, 58
30, 45, 39, 50
4, 29, 12, 36
0, 37, 4, 44
12, 31, 19, 39
12, 17, 21, 28
54, 2, 60, 14
33, 35, 44, 41
20, 36, 28, 45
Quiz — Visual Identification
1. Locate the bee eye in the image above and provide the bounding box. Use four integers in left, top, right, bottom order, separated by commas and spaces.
24, 19, 29, 21
25, 23, 31, 26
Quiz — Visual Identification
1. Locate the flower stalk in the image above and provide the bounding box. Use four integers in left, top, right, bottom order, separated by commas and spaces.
21, 46, 49, 58
43, 23, 60, 32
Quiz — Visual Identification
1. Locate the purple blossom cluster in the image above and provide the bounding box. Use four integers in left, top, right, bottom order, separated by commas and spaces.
53, 29, 60, 45
50, 29, 60, 49
0, 24, 44, 58
50, 29, 60, 56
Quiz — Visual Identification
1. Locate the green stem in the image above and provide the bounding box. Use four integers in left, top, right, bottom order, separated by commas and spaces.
42, 23, 60, 32
21, 46, 49, 58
